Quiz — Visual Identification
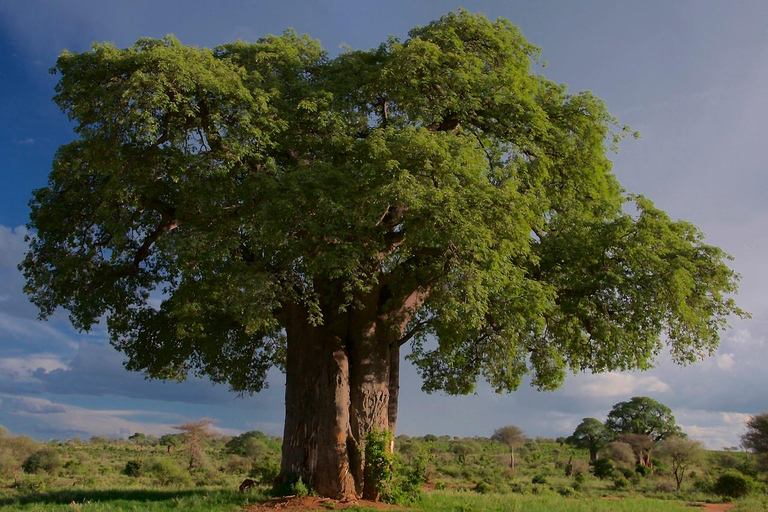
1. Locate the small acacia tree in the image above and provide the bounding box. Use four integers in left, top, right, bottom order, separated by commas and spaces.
173, 419, 216, 471
657, 436, 705, 490
22, 10, 745, 499
492, 425, 527, 471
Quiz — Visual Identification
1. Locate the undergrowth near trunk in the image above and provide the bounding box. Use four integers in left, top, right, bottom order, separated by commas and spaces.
364, 429, 429, 505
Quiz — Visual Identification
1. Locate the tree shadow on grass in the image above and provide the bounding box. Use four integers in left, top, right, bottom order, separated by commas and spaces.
0, 488, 250, 507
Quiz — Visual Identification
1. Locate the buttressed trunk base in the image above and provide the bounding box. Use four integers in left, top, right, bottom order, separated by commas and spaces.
280, 305, 399, 500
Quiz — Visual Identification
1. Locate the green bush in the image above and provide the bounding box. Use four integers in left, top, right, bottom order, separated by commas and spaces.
713, 471, 754, 498
613, 474, 630, 490
692, 476, 713, 493
142, 458, 192, 486
292, 477, 309, 497
22, 447, 61, 474
14, 475, 47, 493
574, 471, 587, 484
249, 457, 280, 485
531, 474, 547, 484
635, 464, 650, 477
123, 460, 142, 477
590, 458, 614, 480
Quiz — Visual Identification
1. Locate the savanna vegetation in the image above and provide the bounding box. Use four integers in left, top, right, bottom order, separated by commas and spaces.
1, 406, 767, 511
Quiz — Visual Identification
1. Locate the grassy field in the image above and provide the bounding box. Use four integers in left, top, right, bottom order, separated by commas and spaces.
0, 431, 764, 511
0, 488, 738, 512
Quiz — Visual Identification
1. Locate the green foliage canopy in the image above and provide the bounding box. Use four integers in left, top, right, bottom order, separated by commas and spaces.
741, 412, 768, 454
22, 10, 746, 397
567, 418, 613, 461
605, 397, 682, 442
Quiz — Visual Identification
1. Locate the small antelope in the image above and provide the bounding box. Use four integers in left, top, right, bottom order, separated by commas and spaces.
239, 478, 256, 493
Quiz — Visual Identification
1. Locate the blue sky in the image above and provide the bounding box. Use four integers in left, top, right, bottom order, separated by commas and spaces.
1, 0, 767, 447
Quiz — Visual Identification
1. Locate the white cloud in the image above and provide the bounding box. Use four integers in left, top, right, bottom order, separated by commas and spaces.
0, 394, 181, 438
727, 328, 759, 345
676, 410, 752, 449
0, 225, 28, 269
12, 138, 35, 145
716, 353, 735, 371
0, 353, 67, 382
568, 373, 670, 397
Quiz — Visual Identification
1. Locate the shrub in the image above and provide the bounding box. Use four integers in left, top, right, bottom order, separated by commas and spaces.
292, 477, 309, 497
142, 458, 192, 486
613, 475, 630, 490
692, 476, 713, 493
531, 474, 547, 484
123, 460, 142, 477
713, 471, 754, 499
22, 448, 61, 474
574, 471, 587, 484
14, 475, 47, 493
635, 464, 650, 477
590, 458, 614, 480
249, 457, 280, 484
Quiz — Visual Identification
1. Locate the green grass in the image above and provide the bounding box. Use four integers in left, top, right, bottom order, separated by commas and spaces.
0, 488, 265, 511
418, 491, 709, 512
0, 488, 735, 512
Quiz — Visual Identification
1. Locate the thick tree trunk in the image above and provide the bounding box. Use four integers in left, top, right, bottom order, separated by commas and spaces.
281, 312, 358, 499
279, 286, 426, 500
280, 304, 396, 500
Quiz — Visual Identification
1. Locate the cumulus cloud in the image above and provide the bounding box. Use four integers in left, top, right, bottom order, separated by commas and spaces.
0, 353, 67, 382
567, 373, 670, 398
0, 394, 181, 438
716, 353, 735, 371
676, 409, 752, 449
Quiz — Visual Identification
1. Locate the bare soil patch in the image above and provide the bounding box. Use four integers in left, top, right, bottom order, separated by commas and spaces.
245, 496, 404, 511
689, 502, 735, 512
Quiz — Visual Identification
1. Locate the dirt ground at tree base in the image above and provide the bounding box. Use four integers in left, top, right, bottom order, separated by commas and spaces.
244, 496, 404, 511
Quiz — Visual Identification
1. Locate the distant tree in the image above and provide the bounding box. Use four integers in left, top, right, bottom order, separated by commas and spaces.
174, 419, 216, 471
492, 425, 527, 471
159, 433, 183, 450
492, 425, 527, 447
602, 441, 636, 469
567, 418, 613, 461
618, 433, 655, 467
225, 430, 280, 461
605, 397, 682, 442
657, 436, 706, 490
741, 413, 768, 454
128, 432, 148, 445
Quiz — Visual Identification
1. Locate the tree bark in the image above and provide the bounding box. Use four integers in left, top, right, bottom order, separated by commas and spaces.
280, 303, 397, 500
279, 285, 426, 500
281, 308, 357, 499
